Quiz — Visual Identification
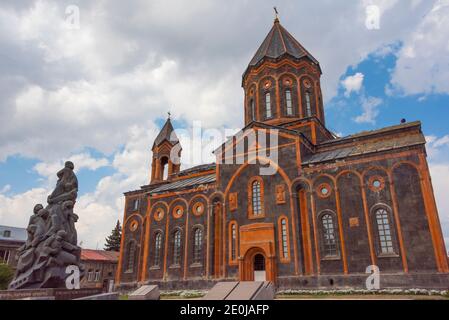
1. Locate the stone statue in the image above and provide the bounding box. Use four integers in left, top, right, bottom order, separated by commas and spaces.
9, 161, 84, 290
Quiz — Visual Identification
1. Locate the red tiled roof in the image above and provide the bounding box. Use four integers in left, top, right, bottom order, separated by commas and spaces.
81, 249, 119, 262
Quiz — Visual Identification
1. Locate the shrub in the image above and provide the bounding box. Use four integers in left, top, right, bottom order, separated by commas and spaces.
0, 264, 14, 290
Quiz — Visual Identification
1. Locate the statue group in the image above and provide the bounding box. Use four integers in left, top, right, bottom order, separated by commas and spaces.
9, 161, 84, 290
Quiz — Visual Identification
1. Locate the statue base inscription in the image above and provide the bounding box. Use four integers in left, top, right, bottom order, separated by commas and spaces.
0, 288, 103, 300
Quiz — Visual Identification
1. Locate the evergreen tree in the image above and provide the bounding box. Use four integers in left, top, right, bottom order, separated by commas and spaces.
104, 220, 122, 252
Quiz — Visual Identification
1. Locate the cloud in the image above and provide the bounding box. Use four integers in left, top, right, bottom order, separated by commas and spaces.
1, 0, 448, 249
0, 0, 441, 163
0, 129, 154, 248
341, 73, 365, 97
0, 185, 11, 193
429, 163, 449, 249
427, 132, 449, 249
390, 0, 449, 95
353, 96, 383, 124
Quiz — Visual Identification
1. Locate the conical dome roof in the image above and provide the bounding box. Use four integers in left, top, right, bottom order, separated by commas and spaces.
247, 19, 319, 69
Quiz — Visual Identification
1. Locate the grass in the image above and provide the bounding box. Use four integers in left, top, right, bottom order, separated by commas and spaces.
275, 294, 449, 300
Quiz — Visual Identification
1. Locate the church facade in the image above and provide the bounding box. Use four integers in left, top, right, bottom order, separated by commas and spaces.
116, 18, 449, 290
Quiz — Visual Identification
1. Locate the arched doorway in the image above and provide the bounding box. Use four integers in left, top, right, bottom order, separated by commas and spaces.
253, 254, 266, 281
238, 223, 277, 282
240, 247, 275, 282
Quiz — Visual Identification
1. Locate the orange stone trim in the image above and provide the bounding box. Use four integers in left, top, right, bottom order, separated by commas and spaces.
387, 170, 409, 273
360, 178, 377, 267
162, 207, 171, 280
298, 189, 313, 274
316, 182, 332, 199
310, 192, 320, 274
275, 184, 286, 204
304, 150, 418, 174
170, 169, 215, 182
217, 126, 305, 159
183, 202, 190, 280
140, 211, 152, 281
238, 223, 277, 282
247, 176, 265, 219
228, 220, 239, 266
336, 169, 377, 267
243, 59, 320, 86
172, 204, 184, 219
417, 154, 449, 272
334, 185, 348, 274
277, 215, 291, 263
229, 192, 238, 212
368, 175, 386, 192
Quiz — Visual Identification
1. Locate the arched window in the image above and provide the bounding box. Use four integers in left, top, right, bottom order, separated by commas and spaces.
281, 218, 289, 259
193, 228, 203, 264
321, 214, 339, 257
278, 217, 290, 262
126, 241, 136, 272
250, 99, 256, 121
154, 232, 162, 267
285, 90, 293, 116
173, 230, 182, 265
375, 208, 394, 254
305, 92, 312, 117
265, 93, 272, 118
161, 156, 169, 180
229, 222, 238, 263
252, 180, 262, 216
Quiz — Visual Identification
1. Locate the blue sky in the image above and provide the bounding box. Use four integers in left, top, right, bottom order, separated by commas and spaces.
328, 44, 449, 138
1, 0, 449, 249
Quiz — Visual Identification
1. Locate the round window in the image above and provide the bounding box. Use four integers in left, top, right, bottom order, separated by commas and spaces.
303, 79, 312, 88
172, 205, 184, 219
129, 220, 138, 231
316, 183, 332, 198
153, 208, 165, 221
192, 202, 205, 216
369, 176, 385, 191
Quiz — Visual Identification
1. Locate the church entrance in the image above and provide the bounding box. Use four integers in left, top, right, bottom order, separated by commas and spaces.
238, 223, 277, 283
253, 254, 266, 281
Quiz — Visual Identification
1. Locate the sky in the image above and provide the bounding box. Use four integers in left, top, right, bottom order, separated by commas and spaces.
0, 0, 449, 250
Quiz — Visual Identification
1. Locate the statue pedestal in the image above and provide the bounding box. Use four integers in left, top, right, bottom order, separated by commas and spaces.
0, 288, 102, 300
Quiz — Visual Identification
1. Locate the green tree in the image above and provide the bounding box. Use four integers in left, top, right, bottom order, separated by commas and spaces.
104, 220, 122, 252
0, 263, 14, 290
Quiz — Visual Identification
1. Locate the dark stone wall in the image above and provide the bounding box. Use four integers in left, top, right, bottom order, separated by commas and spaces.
243, 59, 323, 125
337, 172, 371, 273
144, 190, 213, 282
119, 138, 443, 289
393, 163, 437, 271
363, 167, 403, 272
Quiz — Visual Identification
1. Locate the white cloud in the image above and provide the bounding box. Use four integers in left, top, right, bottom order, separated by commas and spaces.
341, 73, 365, 97
427, 132, 449, 249
1, 0, 449, 250
429, 163, 449, 250
390, 0, 449, 95
353, 96, 383, 124
0, 129, 153, 248
0, 185, 11, 194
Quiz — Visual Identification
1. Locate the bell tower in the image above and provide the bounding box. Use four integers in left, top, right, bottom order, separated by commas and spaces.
150, 116, 182, 184
242, 17, 325, 128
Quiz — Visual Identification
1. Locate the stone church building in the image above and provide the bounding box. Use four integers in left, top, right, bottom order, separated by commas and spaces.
116, 18, 449, 289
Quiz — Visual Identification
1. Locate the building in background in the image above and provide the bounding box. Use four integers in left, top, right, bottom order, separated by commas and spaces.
81, 249, 119, 292
0, 225, 26, 270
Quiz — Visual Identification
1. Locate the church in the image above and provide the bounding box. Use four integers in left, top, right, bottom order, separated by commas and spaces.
116, 17, 449, 290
